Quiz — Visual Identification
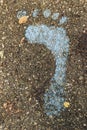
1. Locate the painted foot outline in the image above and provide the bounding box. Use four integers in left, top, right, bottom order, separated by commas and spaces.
24, 9, 70, 116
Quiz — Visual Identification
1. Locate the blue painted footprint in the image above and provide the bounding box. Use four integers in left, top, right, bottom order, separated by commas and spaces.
20, 9, 70, 116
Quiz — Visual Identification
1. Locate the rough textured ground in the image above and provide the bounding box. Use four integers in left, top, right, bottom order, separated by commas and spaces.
0, 0, 87, 130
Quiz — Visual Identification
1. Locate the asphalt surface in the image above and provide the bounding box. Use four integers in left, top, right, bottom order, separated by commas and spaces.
0, 0, 87, 130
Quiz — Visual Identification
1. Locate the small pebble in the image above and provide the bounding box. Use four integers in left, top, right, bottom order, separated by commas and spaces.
83, 123, 86, 127
0, 125, 3, 130
0, 0, 3, 6
43, 9, 51, 18
0, 51, 4, 59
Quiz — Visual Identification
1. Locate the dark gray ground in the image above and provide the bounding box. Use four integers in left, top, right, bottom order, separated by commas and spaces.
0, 0, 87, 130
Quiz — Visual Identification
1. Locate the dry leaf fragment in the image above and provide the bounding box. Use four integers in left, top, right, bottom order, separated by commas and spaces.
19, 16, 29, 24
64, 101, 70, 108
20, 37, 25, 44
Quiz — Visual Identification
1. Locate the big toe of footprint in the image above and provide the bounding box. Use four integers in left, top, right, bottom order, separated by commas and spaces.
25, 9, 70, 116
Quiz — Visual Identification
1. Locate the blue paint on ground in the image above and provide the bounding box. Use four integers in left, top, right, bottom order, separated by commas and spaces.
25, 23, 69, 116
17, 10, 27, 19
32, 9, 39, 18
44, 83, 65, 116
59, 16, 68, 24
43, 9, 51, 18
51, 13, 59, 20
